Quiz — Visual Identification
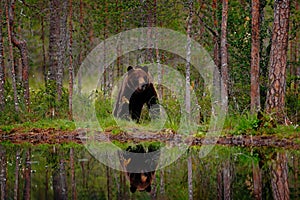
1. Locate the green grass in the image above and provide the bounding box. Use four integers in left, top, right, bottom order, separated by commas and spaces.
222, 112, 299, 137
0, 119, 76, 133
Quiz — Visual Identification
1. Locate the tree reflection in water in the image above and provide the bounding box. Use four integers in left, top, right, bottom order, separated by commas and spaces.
0, 144, 298, 199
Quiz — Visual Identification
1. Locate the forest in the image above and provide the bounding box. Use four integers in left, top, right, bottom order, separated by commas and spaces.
0, 0, 299, 199
0, 0, 299, 127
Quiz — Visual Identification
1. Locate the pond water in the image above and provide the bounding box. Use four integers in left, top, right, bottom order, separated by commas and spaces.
0, 143, 299, 200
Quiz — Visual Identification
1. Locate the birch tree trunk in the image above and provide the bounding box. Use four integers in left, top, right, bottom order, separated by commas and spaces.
187, 156, 193, 200
265, 0, 290, 123
250, 0, 261, 113
186, 2, 193, 198
186, 0, 193, 117
14, 149, 20, 200
220, 0, 229, 113
42, 16, 47, 86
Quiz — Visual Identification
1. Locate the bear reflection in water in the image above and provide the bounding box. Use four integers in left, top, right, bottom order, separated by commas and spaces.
119, 144, 160, 193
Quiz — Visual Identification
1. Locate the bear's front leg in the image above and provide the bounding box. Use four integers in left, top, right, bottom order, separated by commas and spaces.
146, 84, 160, 120
129, 100, 144, 122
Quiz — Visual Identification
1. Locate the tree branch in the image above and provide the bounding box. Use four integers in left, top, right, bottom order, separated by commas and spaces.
194, 9, 219, 38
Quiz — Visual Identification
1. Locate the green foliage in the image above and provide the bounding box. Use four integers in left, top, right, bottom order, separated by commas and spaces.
285, 80, 300, 123
160, 97, 181, 131
0, 119, 75, 134
0, 81, 70, 125
37, 81, 68, 118
233, 113, 260, 135
94, 90, 117, 128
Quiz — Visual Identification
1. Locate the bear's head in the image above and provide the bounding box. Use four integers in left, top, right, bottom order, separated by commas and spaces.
126, 66, 151, 93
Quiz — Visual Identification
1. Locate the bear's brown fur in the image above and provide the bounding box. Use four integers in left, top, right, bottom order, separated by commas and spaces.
113, 66, 159, 122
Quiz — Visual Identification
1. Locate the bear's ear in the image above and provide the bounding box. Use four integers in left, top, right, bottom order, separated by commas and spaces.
130, 185, 137, 193
127, 66, 133, 72
145, 185, 152, 193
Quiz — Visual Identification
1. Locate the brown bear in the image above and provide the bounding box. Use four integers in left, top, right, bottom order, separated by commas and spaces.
113, 66, 159, 122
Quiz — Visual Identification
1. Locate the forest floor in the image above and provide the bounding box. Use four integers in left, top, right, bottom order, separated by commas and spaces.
0, 127, 299, 149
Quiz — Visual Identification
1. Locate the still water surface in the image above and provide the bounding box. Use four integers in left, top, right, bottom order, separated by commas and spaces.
0, 143, 299, 200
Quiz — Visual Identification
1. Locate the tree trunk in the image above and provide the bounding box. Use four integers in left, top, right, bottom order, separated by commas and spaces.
6, 0, 19, 112
45, 165, 49, 200
8, 0, 30, 111
265, 0, 290, 123
220, 0, 229, 113
77, 0, 84, 94
48, 0, 61, 117
150, 173, 157, 199
119, 171, 124, 200
154, 0, 163, 98
119, 171, 128, 200
14, 149, 20, 200
57, 0, 67, 102
70, 148, 76, 200
187, 155, 193, 200
292, 153, 298, 198
217, 169, 223, 200
289, 1, 298, 94
252, 160, 262, 200
13, 38, 30, 110
68, 0, 73, 120
223, 160, 231, 200
0, 145, 6, 200
212, 0, 220, 69
49, 0, 60, 82
295, 2, 299, 92
160, 169, 165, 196
106, 166, 112, 200
270, 152, 289, 200
23, 149, 31, 200
53, 156, 68, 200
60, 158, 68, 200
146, 0, 154, 63
186, 0, 193, 117
41, 16, 47, 86
80, 160, 87, 188
250, 0, 261, 113
0, 0, 4, 111
116, 0, 122, 78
